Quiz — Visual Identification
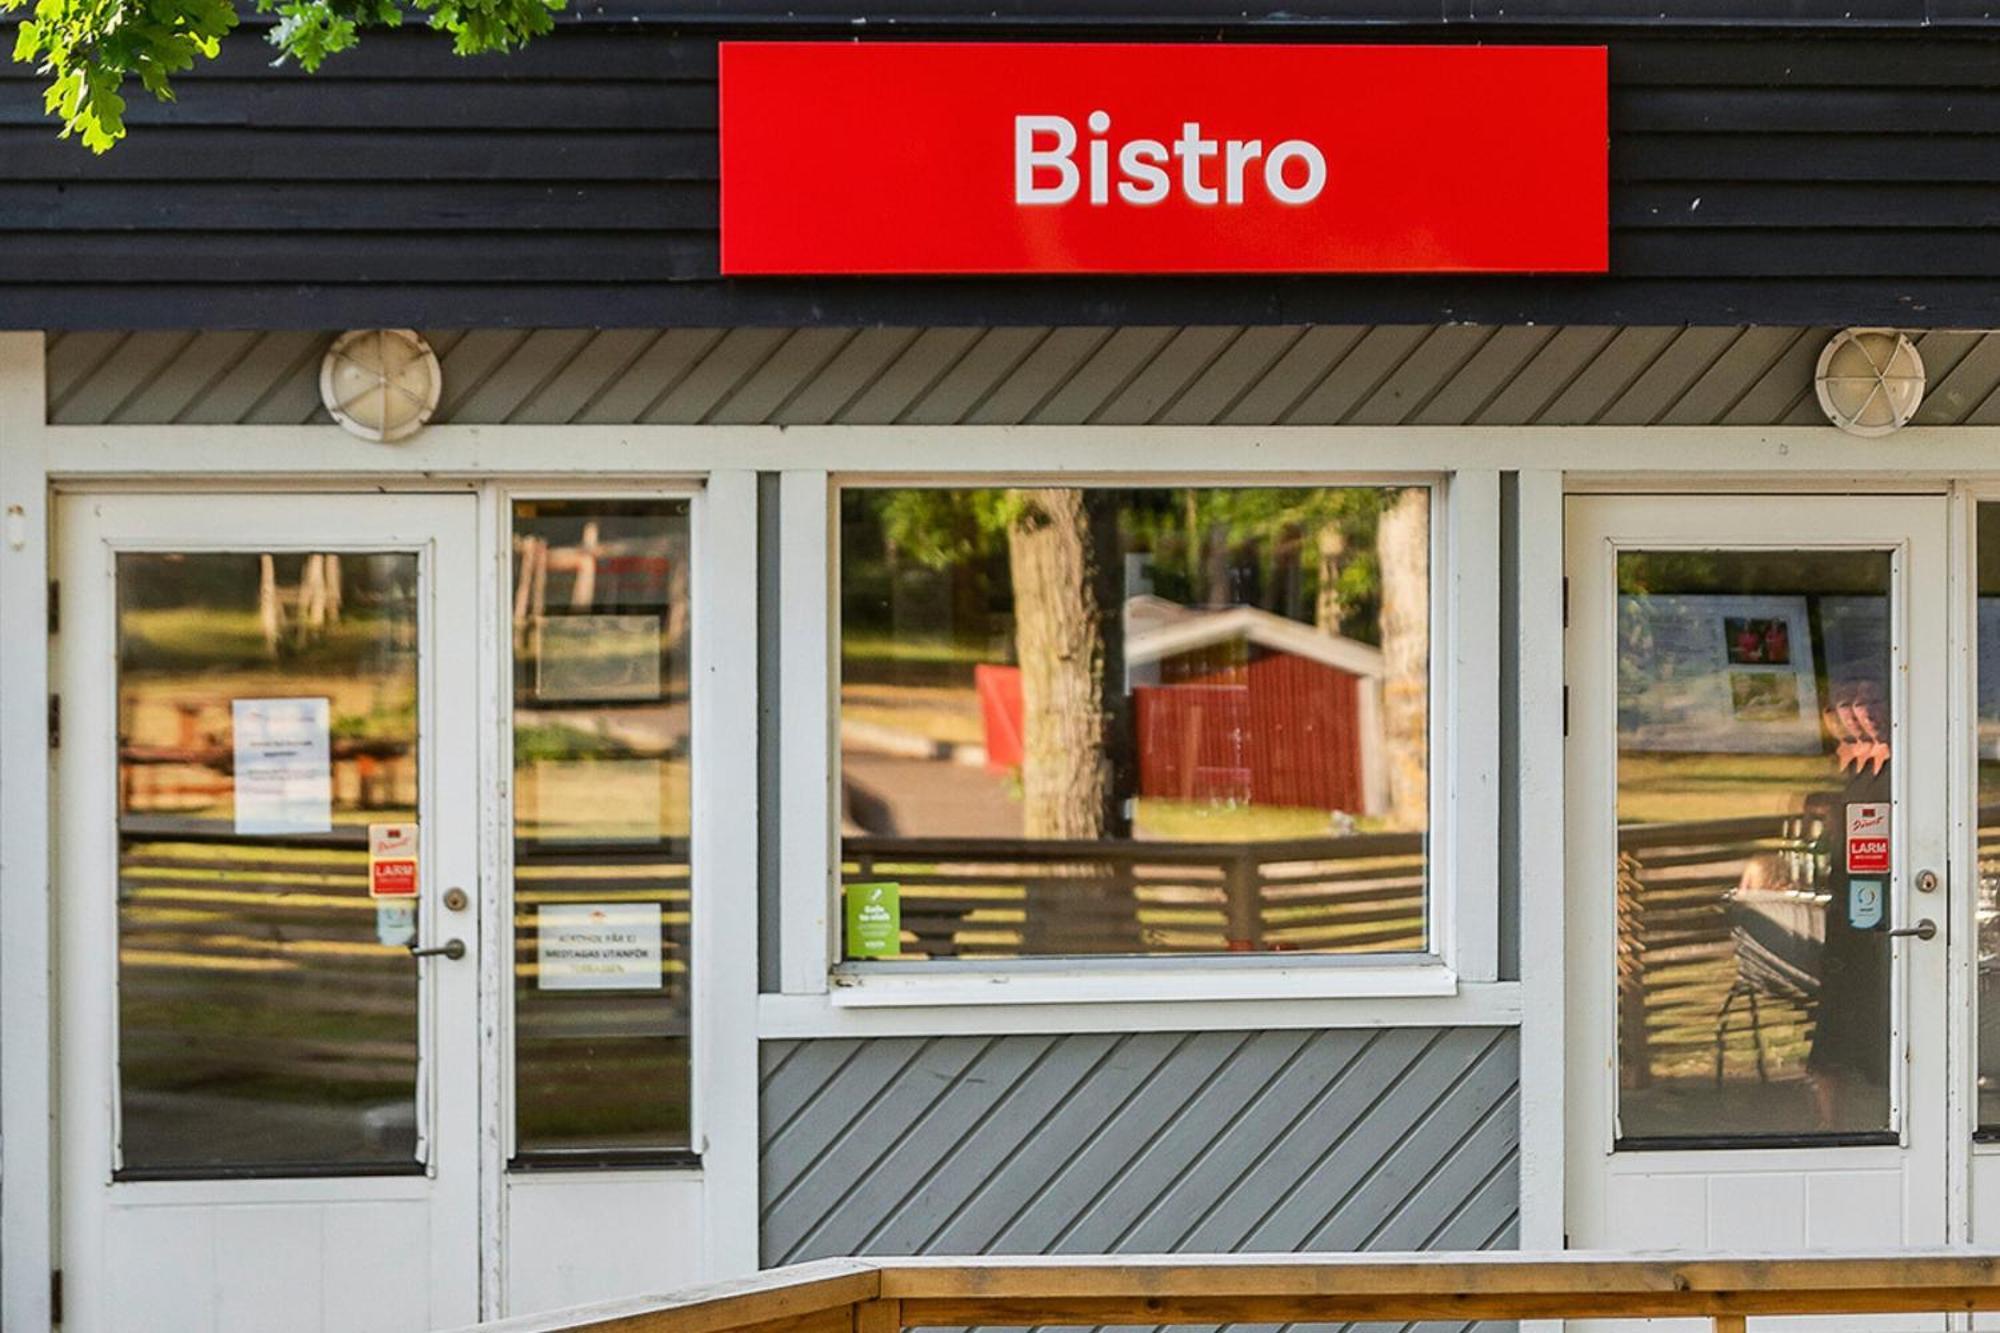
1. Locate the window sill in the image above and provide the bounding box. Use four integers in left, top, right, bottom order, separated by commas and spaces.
824, 958, 1459, 1009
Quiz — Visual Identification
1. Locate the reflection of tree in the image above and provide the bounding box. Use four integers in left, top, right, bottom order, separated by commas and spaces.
259, 553, 344, 657
1006, 489, 1133, 842
1377, 489, 1430, 831
860, 485, 1430, 841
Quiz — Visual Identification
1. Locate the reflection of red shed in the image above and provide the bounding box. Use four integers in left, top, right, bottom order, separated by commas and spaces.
1127, 600, 1385, 816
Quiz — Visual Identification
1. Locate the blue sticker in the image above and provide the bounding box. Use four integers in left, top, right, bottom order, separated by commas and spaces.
376, 902, 417, 947
1849, 877, 1885, 931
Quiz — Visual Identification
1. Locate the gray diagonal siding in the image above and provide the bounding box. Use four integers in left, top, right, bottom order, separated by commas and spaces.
56, 323, 2000, 427
761, 1028, 1518, 1332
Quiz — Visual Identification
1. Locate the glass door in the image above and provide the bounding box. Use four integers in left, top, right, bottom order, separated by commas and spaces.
57, 493, 480, 1332
1565, 495, 1949, 1329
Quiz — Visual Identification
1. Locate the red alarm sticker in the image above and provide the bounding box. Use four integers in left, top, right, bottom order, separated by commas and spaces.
369, 822, 419, 899
1846, 803, 1891, 875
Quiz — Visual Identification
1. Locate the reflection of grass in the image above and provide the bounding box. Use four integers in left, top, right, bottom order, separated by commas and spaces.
121, 609, 404, 673
1618, 751, 1837, 823
1136, 799, 1376, 841
842, 632, 994, 666
515, 757, 691, 841
842, 682, 984, 746
515, 721, 634, 763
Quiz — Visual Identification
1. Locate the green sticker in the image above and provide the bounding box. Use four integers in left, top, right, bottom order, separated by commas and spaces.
845, 881, 901, 959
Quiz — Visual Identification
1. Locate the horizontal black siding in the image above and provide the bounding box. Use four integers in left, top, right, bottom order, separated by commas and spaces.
10, 23, 2000, 327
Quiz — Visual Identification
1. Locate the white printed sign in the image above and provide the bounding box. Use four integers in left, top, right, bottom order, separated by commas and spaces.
231, 697, 333, 835
536, 902, 664, 991
1616, 594, 1822, 754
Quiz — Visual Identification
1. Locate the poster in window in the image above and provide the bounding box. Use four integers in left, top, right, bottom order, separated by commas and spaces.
231, 696, 333, 834
1617, 594, 1821, 754
536, 902, 664, 991
535, 615, 662, 702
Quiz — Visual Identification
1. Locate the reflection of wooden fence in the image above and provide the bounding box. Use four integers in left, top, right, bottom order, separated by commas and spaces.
116, 824, 689, 1169
1616, 814, 1825, 1088
117, 828, 417, 1167
120, 739, 415, 812
842, 833, 1426, 958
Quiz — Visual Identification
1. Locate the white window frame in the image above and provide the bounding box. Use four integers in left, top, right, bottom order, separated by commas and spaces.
776, 466, 1503, 1011
490, 483, 708, 1170
485, 476, 762, 1287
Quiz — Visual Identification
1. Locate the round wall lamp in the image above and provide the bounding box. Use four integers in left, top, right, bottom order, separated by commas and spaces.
320, 329, 442, 442
1815, 327, 1925, 437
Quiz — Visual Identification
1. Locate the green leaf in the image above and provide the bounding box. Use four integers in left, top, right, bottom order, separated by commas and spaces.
13, 0, 554, 149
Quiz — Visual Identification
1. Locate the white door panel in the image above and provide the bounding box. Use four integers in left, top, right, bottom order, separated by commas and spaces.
1565, 494, 1950, 1333
58, 493, 481, 1332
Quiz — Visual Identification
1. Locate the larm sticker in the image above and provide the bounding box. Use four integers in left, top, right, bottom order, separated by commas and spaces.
1846, 802, 1890, 875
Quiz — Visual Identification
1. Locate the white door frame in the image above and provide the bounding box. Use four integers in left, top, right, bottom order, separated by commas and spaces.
1564, 493, 1953, 1263
479, 478, 762, 1315
55, 491, 483, 1331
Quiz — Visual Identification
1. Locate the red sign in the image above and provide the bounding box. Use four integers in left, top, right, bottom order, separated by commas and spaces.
1847, 802, 1891, 875
372, 859, 418, 898
369, 822, 420, 899
719, 42, 1607, 276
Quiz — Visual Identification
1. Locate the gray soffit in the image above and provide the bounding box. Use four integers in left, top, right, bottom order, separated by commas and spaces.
52, 325, 2000, 429
759, 1028, 1520, 1331
26, 323, 1871, 428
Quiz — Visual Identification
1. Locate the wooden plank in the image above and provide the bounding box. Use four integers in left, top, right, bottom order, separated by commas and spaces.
1615, 86, 2000, 134
442, 1258, 876, 1333
0, 80, 719, 130
2, 129, 717, 181
850, 1298, 900, 1333
0, 182, 713, 231
874, 1251, 2000, 1300
1616, 134, 2000, 185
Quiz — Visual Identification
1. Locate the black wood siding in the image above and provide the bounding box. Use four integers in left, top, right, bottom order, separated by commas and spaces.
8, 15, 2000, 329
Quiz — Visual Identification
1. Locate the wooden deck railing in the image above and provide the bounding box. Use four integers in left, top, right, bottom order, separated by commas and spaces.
453, 1252, 2000, 1333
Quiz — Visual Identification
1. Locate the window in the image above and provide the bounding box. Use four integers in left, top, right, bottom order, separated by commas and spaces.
1612, 548, 1894, 1145
1979, 503, 2000, 1136
836, 485, 1431, 962
115, 550, 422, 1173
510, 499, 693, 1162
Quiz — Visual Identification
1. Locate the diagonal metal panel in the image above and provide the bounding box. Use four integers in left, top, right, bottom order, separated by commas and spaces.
50, 324, 2000, 428
759, 1029, 1521, 1333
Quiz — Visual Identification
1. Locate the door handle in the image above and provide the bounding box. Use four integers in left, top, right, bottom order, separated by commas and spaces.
1888, 919, 1937, 942
408, 938, 467, 961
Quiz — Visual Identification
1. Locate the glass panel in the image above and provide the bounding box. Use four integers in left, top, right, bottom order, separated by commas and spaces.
511, 500, 692, 1159
837, 486, 1429, 960
117, 551, 420, 1174
1615, 549, 1893, 1144
1977, 504, 2000, 1132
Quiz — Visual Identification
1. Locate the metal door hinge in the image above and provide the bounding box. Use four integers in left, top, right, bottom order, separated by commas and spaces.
47, 693, 60, 750
51, 1268, 62, 1324
1561, 576, 1569, 629
1562, 685, 1569, 737
47, 578, 58, 635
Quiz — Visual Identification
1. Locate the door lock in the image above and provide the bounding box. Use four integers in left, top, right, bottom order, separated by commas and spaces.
1916, 868, 1941, 894
1889, 918, 1938, 942
442, 887, 469, 912
409, 938, 467, 961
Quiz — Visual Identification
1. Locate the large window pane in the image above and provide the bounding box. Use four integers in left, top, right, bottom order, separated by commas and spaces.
1614, 549, 1893, 1145
117, 551, 420, 1174
511, 500, 692, 1160
837, 486, 1429, 961
1978, 504, 2000, 1133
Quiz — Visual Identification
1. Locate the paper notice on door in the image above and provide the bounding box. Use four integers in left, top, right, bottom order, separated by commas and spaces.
231, 697, 333, 835
536, 902, 664, 991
